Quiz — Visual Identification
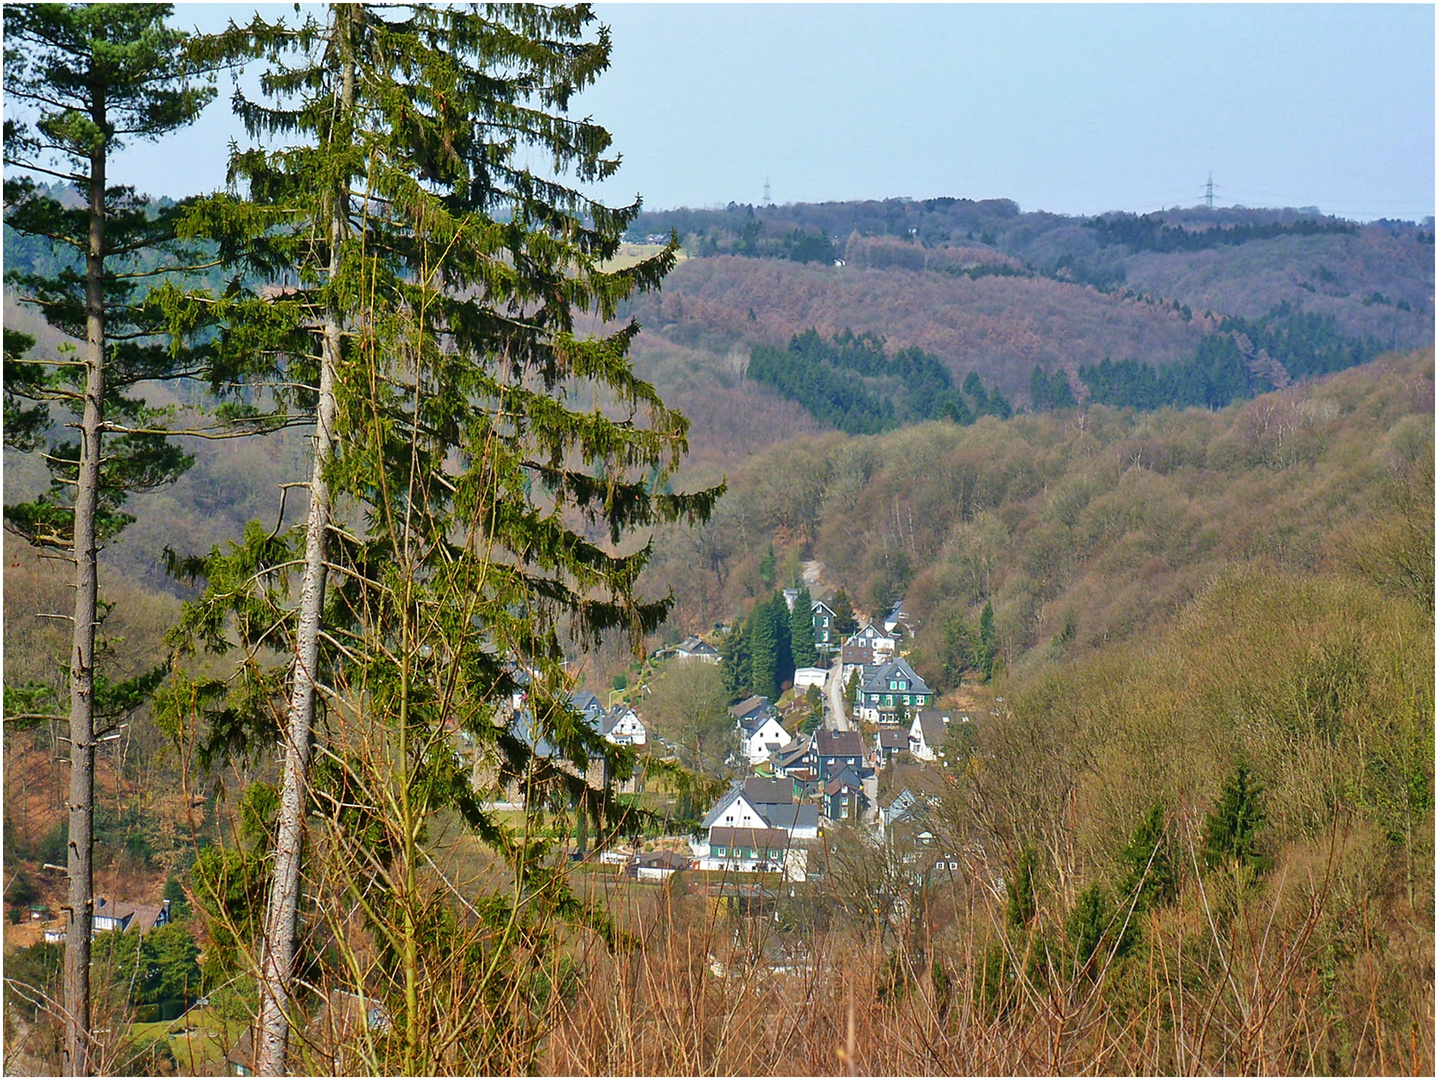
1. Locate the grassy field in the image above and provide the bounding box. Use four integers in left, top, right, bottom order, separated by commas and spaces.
125, 1006, 247, 1075
600, 242, 687, 271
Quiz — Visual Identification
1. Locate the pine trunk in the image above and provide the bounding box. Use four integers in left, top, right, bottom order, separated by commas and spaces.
256, 12, 353, 1073
63, 128, 106, 1080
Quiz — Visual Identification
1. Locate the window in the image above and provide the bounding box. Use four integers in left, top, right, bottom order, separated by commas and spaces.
713, 846, 727, 857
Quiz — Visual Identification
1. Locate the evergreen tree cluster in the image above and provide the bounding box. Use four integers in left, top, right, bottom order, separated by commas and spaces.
1029, 365, 1078, 410
1087, 213, 1356, 254
1079, 304, 1382, 411
748, 328, 1011, 434
720, 591, 797, 701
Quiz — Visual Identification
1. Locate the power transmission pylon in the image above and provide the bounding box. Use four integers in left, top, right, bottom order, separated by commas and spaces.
763, 176, 772, 207
1205, 172, 1215, 210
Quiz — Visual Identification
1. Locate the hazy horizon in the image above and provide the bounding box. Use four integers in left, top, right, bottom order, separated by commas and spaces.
50, 3, 1438, 223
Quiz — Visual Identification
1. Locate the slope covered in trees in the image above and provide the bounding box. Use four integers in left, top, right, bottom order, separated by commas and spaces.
644, 349, 1434, 687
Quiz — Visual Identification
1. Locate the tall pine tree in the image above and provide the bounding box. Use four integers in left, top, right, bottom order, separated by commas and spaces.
163, 5, 718, 1071
2, 7, 215, 1070
791, 585, 819, 668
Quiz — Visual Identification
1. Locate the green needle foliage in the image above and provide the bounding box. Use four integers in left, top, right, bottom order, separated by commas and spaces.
1202, 762, 1270, 872
3, 6, 217, 1072
157, 4, 720, 1071
791, 585, 819, 668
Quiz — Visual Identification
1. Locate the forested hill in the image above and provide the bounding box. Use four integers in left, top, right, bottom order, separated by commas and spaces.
607, 198, 1432, 471
639, 347, 1434, 693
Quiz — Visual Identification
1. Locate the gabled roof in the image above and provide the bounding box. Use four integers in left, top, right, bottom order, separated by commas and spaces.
814, 729, 864, 759
729, 695, 771, 722
94, 898, 167, 933
739, 709, 783, 737
811, 598, 837, 615
569, 690, 603, 715
741, 777, 795, 806
825, 763, 865, 793
773, 735, 813, 767
913, 709, 950, 750
841, 643, 874, 665
600, 707, 643, 736
762, 801, 820, 833
636, 849, 691, 870
876, 729, 909, 750
676, 636, 719, 656
702, 781, 819, 833
859, 658, 932, 697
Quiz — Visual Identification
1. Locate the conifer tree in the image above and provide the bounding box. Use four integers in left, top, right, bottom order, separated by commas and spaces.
720, 619, 753, 703
1202, 764, 1269, 872
162, 5, 718, 1071
2, 7, 215, 1070
978, 600, 997, 681
748, 595, 781, 700
1119, 804, 1178, 909
791, 585, 819, 668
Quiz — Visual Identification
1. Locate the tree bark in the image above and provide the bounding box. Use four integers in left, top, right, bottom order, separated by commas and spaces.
256, 10, 354, 1074
63, 115, 106, 1080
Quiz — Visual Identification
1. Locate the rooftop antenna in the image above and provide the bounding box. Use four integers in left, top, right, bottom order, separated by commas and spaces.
1205, 172, 1216, 210
763, 176, 772, 207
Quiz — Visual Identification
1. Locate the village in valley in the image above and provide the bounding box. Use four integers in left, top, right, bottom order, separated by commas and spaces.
491, 575, 972, 896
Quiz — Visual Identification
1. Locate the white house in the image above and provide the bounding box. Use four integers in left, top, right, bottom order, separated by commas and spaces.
845, 623, 896, 658
674, 636, 720, 663
731, 696, 793, 764
691, 780, 821, 880
602, 706, 647, 746
741, 713, 791, 763
908, 709, 952, 761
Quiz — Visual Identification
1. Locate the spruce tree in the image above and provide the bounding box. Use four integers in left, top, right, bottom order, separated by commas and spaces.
978, 600, 997, 681
1030, 365, 1051, 410
2, 8, 215, 1071
771, 591, 795, 689
748, 595, 780, 700
720, 619, 753, 703
1202, 764, 1269, 872
1119, 804, 1178, 909
162, 5, 718, 1071
791, 585, 819, 668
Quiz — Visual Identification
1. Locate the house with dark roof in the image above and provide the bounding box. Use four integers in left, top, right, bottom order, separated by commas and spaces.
884, 597, 915, 635
693, 780, 819, 879
812, 729, 866, 780
909, 709, 953, 761
840, 641, 874, 669
844, 623, 896, 657
675, 636, 721, 663
874, 727, 909, 767
855, 658, 933, 724
600, 705, 647, 746
811, 599, 840, 651
731, 696, 792, 763
822, 764, 870, 823
771, 734, 814, 778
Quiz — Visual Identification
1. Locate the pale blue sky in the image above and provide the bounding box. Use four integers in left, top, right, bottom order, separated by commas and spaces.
109, 3, 1435, 221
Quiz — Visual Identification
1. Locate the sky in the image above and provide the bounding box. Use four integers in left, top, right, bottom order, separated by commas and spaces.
100, 3, 1436, 222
